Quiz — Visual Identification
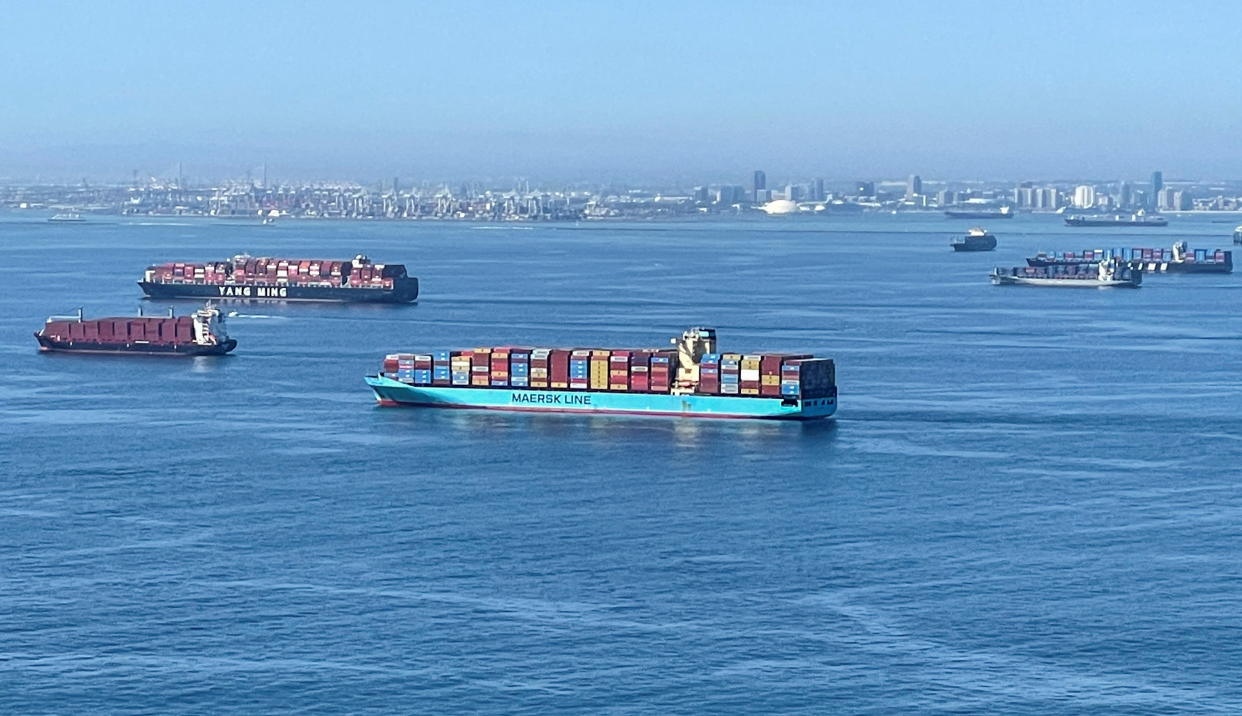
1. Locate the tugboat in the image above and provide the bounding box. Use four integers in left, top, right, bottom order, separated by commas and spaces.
1064, 212, 1168, 227
951, 227, 997, 252
991, 257, 1142, 288
34, 305, 236, 356
1028, 241, 1231, 274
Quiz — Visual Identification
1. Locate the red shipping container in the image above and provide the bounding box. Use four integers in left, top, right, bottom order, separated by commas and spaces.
550, 350, 570, 385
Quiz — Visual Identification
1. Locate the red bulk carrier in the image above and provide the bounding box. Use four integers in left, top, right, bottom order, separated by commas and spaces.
34, 305, 236, 356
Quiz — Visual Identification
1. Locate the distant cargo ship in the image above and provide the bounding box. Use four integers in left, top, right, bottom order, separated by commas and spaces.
366, 327, 837, 420
34, 306, 236, 356
951, 227, 997, 252
1064, 213, 1168, 227
992, 258, 1141, 288
139, 253, 418, 303
945, 206, 1013, 219
1027, 241, 1231, 274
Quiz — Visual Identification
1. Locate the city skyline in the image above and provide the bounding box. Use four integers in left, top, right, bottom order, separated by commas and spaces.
4, 1, 1242, 181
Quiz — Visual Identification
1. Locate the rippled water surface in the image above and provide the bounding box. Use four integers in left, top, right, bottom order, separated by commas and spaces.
3, 212, 1241, 713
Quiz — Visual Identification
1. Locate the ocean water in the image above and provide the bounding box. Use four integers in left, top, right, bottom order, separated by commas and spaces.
2, 212, 1242, 713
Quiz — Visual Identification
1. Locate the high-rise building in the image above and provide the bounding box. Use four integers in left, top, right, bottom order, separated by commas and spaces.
1073, 185, 1096, 209
752, 170, 766, 202
784, 184, 803, 201
937, 189, 956, 206
855, 181, 875, 196
693, 186, 709, 203
717, 185, 745, 205
1159, 187, 1177, 210
1151, 170, 1163, 195
813, 178, 825, 202
906, 174, 922, 199
1118, 181, 1132, 209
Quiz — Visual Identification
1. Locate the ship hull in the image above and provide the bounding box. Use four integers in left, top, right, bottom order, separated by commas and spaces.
1063, 218, 1167, 227
952, 240, 996, 252
364, 376, 836, 420
138, 279, 418, 303
991, 275, 1140, 288
34, 334, 237, 356
945, 211, 1013, 219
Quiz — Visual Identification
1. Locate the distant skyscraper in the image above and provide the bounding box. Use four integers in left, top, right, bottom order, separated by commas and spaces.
937, 189, 956, 206
693, 186, 709, 203
855, 181, 875, 196
784, 184, 802, 201
1073, 185, 1096, 209
1159, 187, 1178, 211
1118, 181, 1132, 209
1150, 171, 1163, 209
813, 178, 825, 202
752, 170, 766, 202
906, 174, 922, 199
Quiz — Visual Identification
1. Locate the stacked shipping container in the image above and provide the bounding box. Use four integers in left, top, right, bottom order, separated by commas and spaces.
147, 257, 403, 289
381, 345, 835, 399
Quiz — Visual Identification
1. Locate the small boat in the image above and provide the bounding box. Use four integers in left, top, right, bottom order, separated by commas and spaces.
951, 227, 997, 252
992, 257, 1141, 288
48, 212, 85, 223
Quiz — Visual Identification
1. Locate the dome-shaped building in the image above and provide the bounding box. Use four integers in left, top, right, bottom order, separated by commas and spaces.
761, 199, 799, 215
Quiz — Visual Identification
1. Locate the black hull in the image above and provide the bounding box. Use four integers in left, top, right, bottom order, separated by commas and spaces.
952, 239, 997, 252
138, 278, 418, 303
34, 334, 237, 356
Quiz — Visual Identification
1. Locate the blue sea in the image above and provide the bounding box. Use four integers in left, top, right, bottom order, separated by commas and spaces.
2, 212, 1242, 713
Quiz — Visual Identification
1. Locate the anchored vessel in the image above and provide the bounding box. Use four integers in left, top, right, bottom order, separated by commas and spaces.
992, 258, 1142, 288
1027, 241, 1231, 274
48, 212, 85, 223
139, 254, 418, 303
34, 305, 236, 356
945, 206, 1013, 219
951, 227, 997, 252
365, 327, 837, 420
1064, 213, 1168, 227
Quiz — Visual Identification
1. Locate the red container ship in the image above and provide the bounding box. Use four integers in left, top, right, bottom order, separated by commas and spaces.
139, 253, 418, 303
34, 306, 236, 356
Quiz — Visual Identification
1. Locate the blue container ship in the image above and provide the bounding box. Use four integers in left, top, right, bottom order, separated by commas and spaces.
365, 327, 837, 420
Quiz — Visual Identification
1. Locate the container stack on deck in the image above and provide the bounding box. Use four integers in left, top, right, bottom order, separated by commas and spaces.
41, 316, 195, 345
146, 257, 406, 289
380, 345, 835, 400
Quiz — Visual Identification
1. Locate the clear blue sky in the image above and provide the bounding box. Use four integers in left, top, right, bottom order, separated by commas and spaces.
2, 0, 1240, 183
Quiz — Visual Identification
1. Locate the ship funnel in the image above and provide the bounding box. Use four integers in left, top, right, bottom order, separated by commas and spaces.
167, 307, 175, 318
76, 307, 83, 322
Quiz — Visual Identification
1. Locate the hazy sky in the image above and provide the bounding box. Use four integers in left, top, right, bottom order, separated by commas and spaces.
3, 0, 1241, 183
